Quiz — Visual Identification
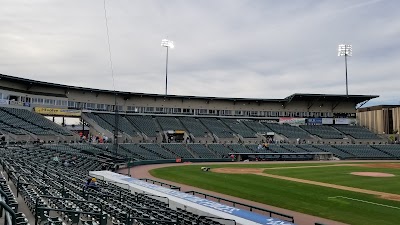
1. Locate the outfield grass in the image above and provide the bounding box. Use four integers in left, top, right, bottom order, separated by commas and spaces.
150, 163, 400, 225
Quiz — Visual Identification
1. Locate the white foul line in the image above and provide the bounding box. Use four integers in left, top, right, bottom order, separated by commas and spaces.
328, 196, 400, 210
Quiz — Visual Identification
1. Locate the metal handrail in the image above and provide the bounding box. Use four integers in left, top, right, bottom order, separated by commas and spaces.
0, 189, 10, 204
35, 195, 105, 225
136, 192, 170, 207
0, 201, 16, 225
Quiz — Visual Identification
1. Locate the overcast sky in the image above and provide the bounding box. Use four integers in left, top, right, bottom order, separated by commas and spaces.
1, 0, 399, 106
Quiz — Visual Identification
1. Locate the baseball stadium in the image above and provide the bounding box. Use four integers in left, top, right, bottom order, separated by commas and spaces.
0, 73, 399, 225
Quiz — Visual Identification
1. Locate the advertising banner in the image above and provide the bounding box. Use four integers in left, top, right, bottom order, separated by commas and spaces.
34, 107, 81, 116
322, 118, 334, 125
334, 118, 349, 124
307, 118, 322, 125
279, 117, 306, 125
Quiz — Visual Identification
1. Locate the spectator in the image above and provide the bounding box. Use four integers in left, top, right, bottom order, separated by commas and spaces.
52, 155, 59, 162
64, 160, 70, 167
85, 178, 99, 191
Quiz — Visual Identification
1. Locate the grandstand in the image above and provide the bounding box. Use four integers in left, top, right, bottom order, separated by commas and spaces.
140, 143, 178, 159
242, 120, 273, 134
245, 144, 262, 153
269, 144, 295, 153
0, 74, 394, 161
296, 144, 325, 153
207, 144, 232, 157
12, 141, 397, 161
313, 145, 354, 159
333, 125, 380, 140
226, 144, 255, 153
372, 145, 400, 158
97, 113, 139, 137
198, 118, 234, 139
161, 143, 195, 158
120, 144, 163, 160
156, 116, 186, 132
0, 74, 387, 145
264, 123, 312, 139
0, 107, 74, 140
6, 138, 360, 224
300, 125, 344, 139
0, 73, 400, 225
187, 143, 218, 158
333, 145, 392, 159
0, 145, 235, 225
220, 119, 258, 138
178, 117, 209, 138
281, 145, 310, 153
84, 112, 116, 134
126, 115, 160, 138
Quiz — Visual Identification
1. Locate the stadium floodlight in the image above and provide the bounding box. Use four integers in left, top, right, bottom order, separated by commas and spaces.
161, 39, 174, 95
338, 44, 352, 97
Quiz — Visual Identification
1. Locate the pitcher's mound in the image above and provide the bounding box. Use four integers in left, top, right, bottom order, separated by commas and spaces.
350, 172, 395, 177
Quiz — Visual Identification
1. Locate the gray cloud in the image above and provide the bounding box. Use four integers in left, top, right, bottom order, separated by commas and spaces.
0, 0, 399, 106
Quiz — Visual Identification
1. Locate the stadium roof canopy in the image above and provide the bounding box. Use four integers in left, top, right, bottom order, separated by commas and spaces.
0, 73, 378, 104
285, 93, 379, 104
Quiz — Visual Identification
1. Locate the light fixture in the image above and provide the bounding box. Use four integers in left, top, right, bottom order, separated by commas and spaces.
161, 39, 174, 95
338, 44, 352, 97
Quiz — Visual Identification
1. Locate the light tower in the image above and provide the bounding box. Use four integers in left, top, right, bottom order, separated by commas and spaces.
338, 44, 352, 97
161, 39, 174, 95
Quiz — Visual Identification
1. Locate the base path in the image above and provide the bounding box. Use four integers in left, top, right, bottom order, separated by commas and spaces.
120, 162, 351, 225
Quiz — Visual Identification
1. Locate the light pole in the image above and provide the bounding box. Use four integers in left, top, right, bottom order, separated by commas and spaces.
338, 44, 352, 97
161, 39, 174, 95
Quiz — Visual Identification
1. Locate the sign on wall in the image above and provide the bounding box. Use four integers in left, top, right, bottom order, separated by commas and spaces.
322, 118, 334, 124
334, 118, 357, 125
34, 107, 81, 116
279, 117, 306, 125
307, 118, 322, 125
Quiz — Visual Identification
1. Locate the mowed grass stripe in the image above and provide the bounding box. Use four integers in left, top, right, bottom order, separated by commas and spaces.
150, 165, 400, 225
265, 166, 400, 195
182, 162, 376, 169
